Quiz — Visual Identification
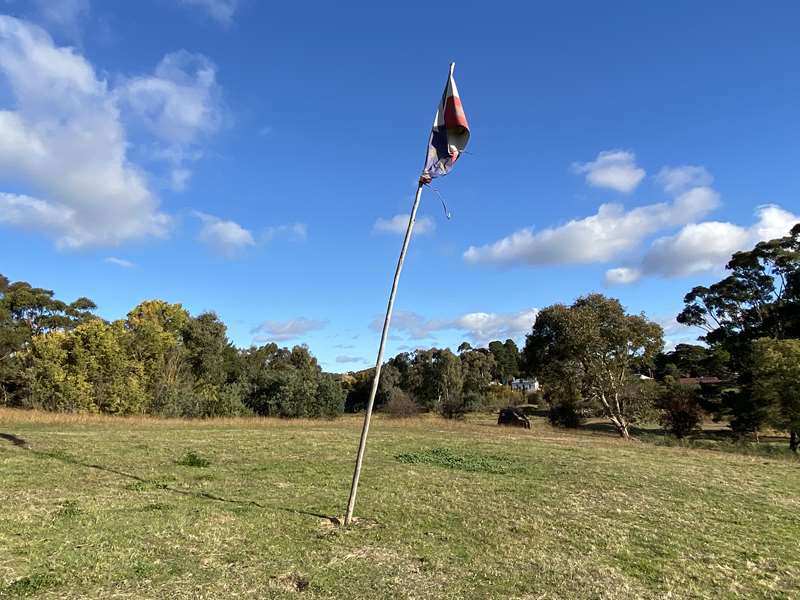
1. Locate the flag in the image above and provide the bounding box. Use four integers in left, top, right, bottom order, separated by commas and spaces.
421, 65, 470, 184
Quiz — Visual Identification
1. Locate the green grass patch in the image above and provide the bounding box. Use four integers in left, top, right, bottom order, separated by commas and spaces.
175, 450, 210, 468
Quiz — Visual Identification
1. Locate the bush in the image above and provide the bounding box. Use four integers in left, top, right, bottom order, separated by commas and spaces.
313, 374, 345, 418
382, 388, 419, 418
525, 389, 544, 406
439, 394, 466, 420
483, 385, 524, 412
176, 451, 210, 467
657, 385, 704, 439
547, 398, 584, 428
462, 391, 484, 412
545, 384, 587, 428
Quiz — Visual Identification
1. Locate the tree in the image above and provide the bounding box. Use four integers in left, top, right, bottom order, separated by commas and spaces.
544, 361, 588, 428
488, 340, 519, 383
654, 344, 732, 381
343, 364, 402, 413
238, 343, 281, 415
125, 300, 192, 414
266, 345, 321, 418
751, 338, 800, 452
503, 339, 520, 380
183, 312, 233, 387
460, 348, 496, 397
676, 225, 800, 436
677, 224, 800, 365
1, 274, 97, 406
313, 373, 345, 418
525, 294, 664, 439
407, 348, 463, 415
24, 319, 146, 414
435, 349, 465, 419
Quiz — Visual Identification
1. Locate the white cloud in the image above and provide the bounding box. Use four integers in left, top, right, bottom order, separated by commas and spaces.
118, 50, 222, 188
656, 165, 714, 195
372, 308, 539, 345
450, 309, 539, 344
33, 0, 89, 41
251, 317, 328, 342
0, 192, 72, 233
194, 211, 254, 258
573, 150, 645, 193
372, 311, 436, 339
604, 267, 642, 286
606, 204, 800, 284
373, 214, 435, 236
464, 186, 719, 267
336, 355, 364, 364
120, 51, 221, 147
178, 0, 238, 26
104, 256, 135, 268
0, 16, 170, 248
263, 223, 308, 242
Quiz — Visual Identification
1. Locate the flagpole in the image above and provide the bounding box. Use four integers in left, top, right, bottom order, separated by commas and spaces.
344, 180, 425, 526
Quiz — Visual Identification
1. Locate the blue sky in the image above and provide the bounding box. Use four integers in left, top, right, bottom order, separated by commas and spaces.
1, 1, 798, 372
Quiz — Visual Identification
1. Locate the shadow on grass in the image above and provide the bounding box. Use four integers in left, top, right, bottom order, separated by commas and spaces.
0, 432, 30, 447
6, 441, 340, 523
574, 422, 790, 444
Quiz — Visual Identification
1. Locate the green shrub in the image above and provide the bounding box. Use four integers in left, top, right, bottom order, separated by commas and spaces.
313, 374, 345, 418
547, 398, 584, 428
483, 385, 524, 412
176, 451, 210, 468
439, 394, 466, 420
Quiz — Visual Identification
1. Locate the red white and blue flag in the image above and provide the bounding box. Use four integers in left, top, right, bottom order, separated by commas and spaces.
421, 64, 469, 184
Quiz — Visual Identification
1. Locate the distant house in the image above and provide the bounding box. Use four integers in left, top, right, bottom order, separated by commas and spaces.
511, 377, 539, 393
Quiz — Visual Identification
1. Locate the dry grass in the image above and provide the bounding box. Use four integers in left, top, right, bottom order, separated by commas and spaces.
1, 408, 799, 599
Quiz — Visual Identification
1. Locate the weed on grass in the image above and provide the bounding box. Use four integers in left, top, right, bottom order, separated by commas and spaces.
54, 500, 80, 519
2, 573, 57, 597
175, 450, 210, 467
269, 572, 310, 593
395, 447, 522, 474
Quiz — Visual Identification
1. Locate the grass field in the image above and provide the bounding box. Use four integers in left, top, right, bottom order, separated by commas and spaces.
1, 408, 799, 599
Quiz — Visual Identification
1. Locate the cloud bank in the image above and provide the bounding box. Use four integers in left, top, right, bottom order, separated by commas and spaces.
371, 308, 539, 346
251, 318, 328, 342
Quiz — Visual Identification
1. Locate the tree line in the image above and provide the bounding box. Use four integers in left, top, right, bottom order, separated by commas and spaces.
342, 338, 524, 419
2, 224, 798, 450
0, 286, 343, 418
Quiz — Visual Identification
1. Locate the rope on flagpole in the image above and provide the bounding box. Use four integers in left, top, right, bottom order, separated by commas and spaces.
430, 187, 452, 220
